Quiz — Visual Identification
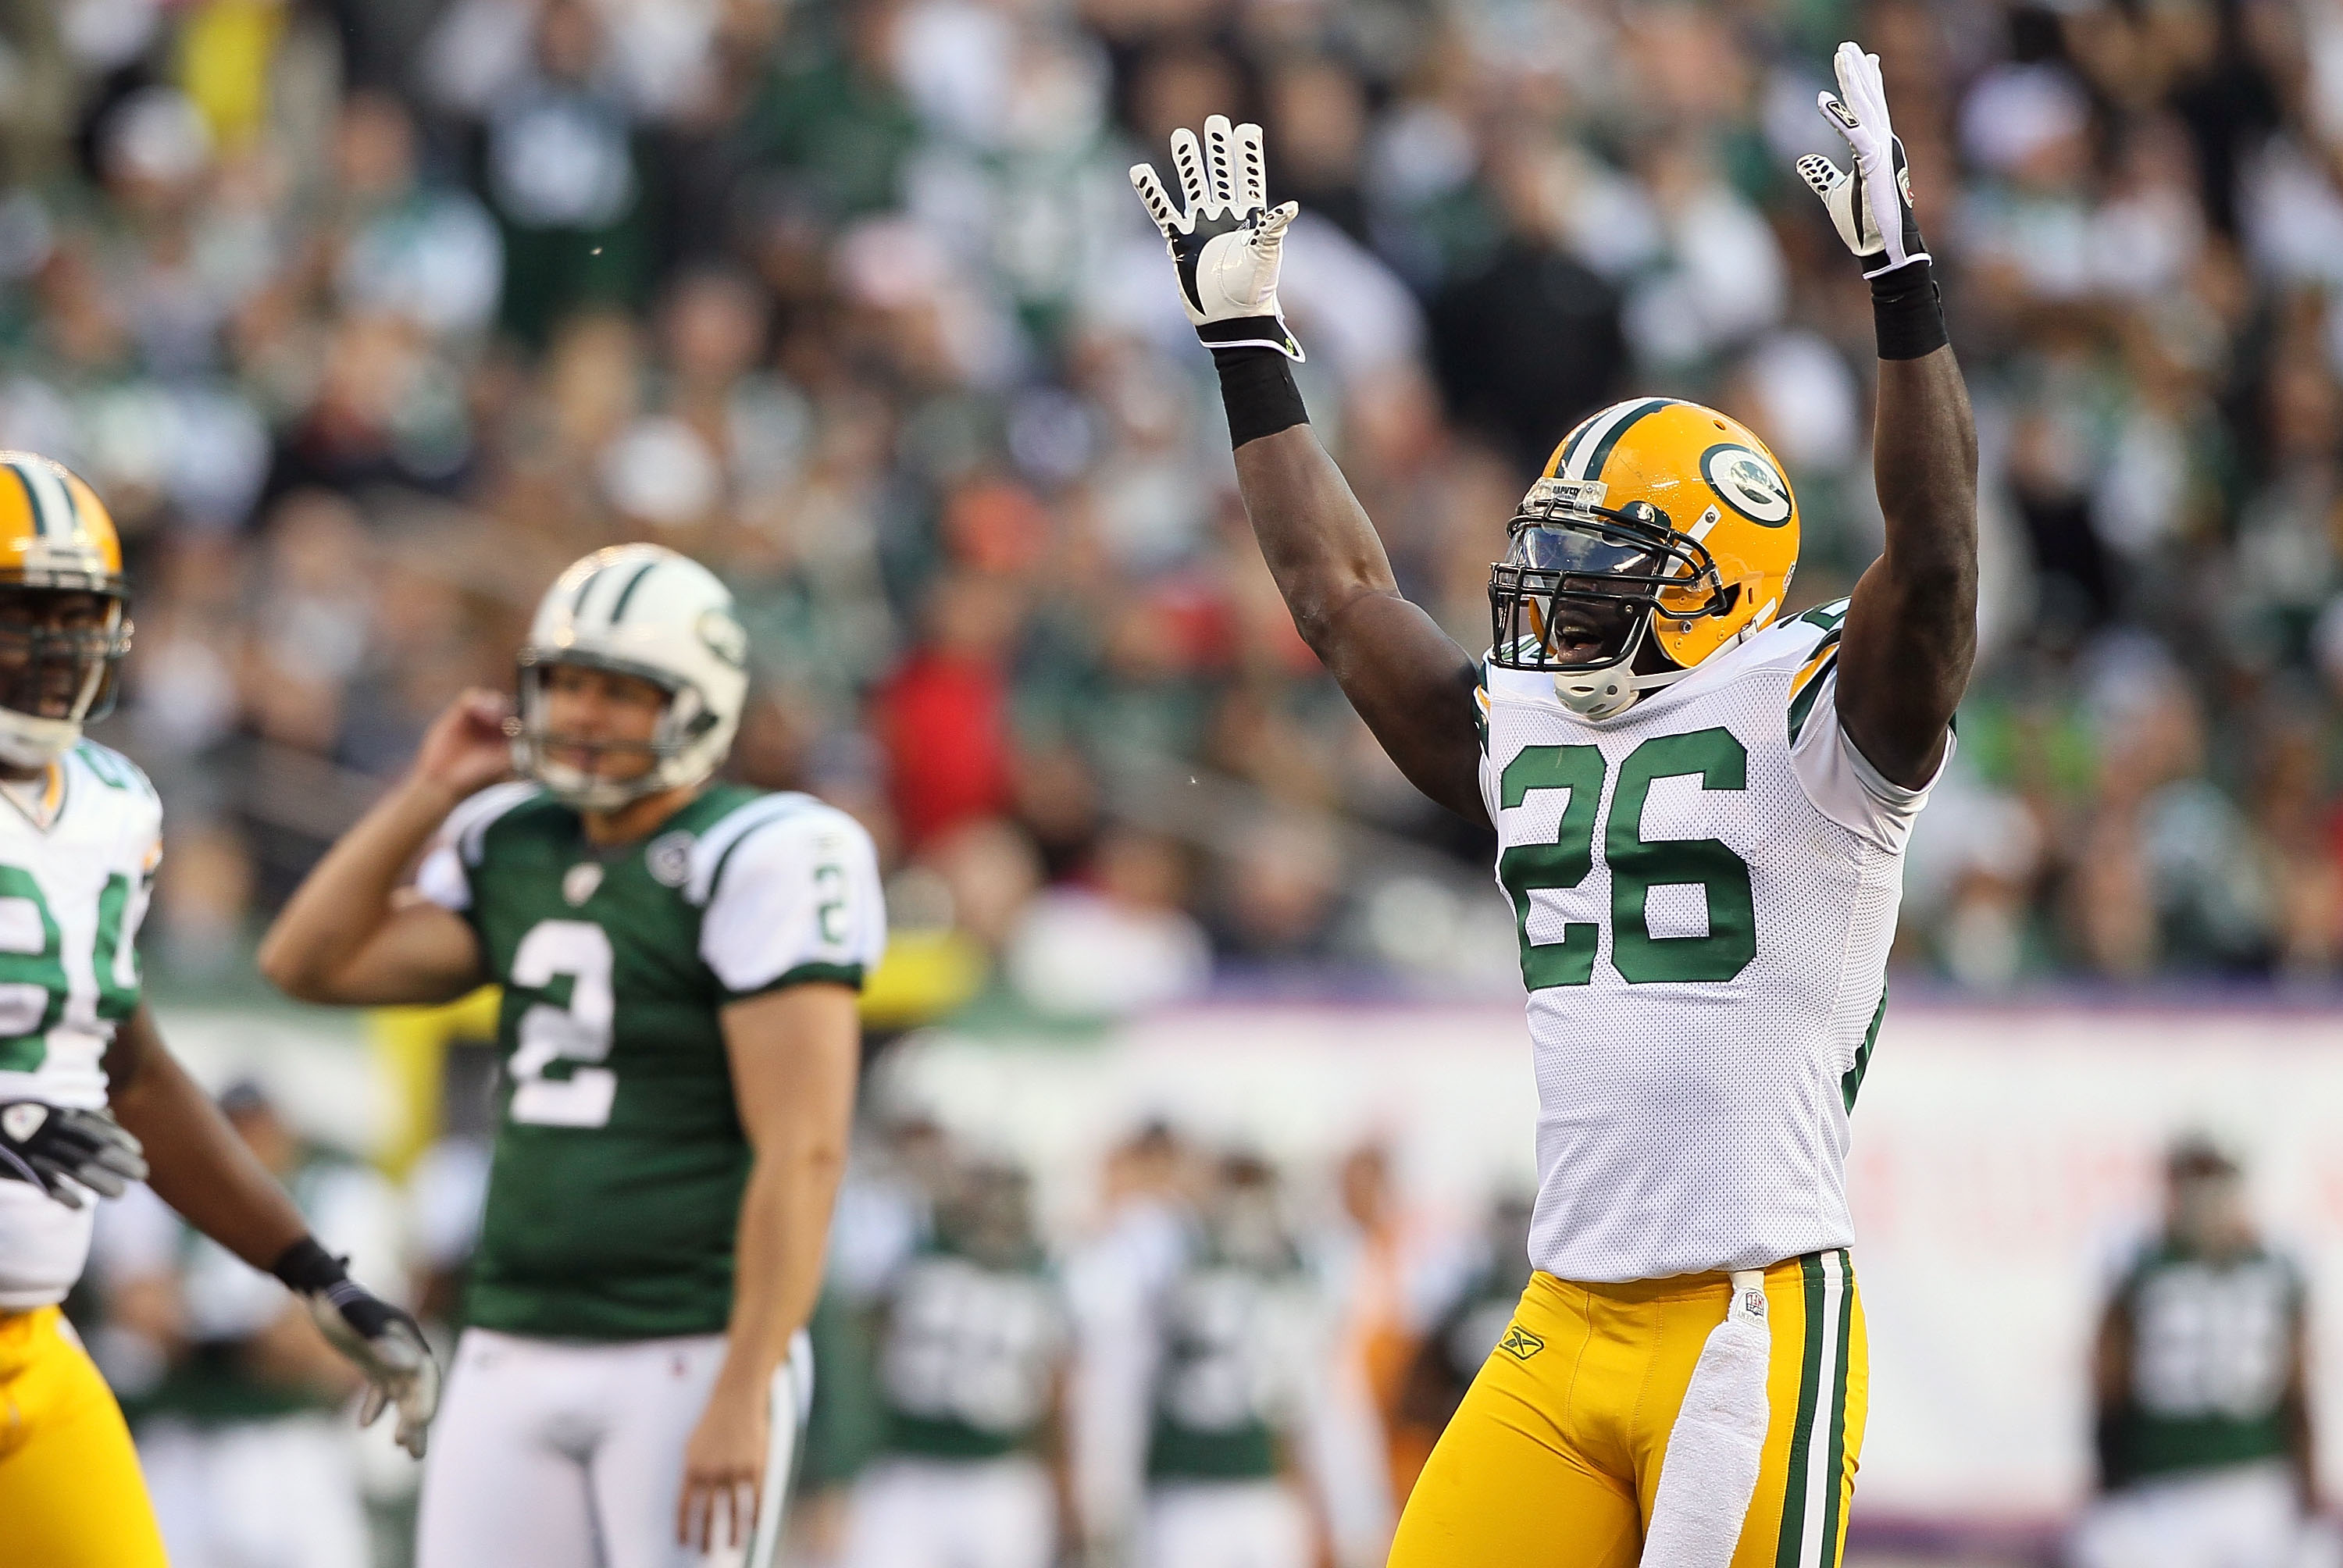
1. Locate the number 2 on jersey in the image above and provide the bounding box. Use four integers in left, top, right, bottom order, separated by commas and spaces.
1500, 727, 1756, 988
507, 919, 617, 1128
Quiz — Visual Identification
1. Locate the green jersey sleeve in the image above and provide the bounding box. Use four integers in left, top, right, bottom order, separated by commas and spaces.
691, 800, 886, 999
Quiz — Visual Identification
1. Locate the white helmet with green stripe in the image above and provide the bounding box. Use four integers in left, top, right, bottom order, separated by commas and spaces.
512, 543, 750, 811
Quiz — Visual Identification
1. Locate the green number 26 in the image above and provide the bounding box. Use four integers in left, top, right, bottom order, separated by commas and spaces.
1499, 727, 1756, 989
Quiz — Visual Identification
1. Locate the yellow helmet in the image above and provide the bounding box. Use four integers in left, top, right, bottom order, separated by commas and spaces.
1488, 397, 1799, 718
0, 453, 132, 767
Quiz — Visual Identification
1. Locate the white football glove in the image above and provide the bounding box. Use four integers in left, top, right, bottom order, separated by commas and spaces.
1797, 41, 1930, 279
273, 1238, 442, 1458
1129, 115, 1303, 361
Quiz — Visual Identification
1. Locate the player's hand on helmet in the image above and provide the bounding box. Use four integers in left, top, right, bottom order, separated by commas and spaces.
1797, 41, 1930, 279
1130, 115, 1304, 360
273, 1238, 440, 1457
0, 1100, 145, 1207
410, 688, 514, 802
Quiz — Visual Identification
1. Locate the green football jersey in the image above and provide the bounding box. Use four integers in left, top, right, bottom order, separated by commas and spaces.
2104, 1238, 2302, 1487
417, 782, 886, 1341
875, 1240, 1067, 1460
1146, 1242, 1316, 1482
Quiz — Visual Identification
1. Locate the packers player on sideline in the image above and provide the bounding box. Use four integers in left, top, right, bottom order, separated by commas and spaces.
0, 452, 434, 1568
259, 543, 886, 1568
1130, 40, 1974, 1567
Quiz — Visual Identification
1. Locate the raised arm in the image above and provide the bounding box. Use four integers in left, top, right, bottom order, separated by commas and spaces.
1131, 119, 1487, 825
257, 690, 507, 1006
1798, 44, 1978, 789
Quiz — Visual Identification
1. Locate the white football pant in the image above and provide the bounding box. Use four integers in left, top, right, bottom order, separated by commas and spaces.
140, 1411, 369, 1568
2068, 1460, 2322, 1568
416, 1327, 808, 1568
1139, 1480, 1311, 1568
841, 1454, 1055, 1568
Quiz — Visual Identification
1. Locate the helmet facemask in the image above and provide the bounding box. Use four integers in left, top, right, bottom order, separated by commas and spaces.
0, 583, 133, 770
509, 649, 724, 813
1488, 481, 1731, 720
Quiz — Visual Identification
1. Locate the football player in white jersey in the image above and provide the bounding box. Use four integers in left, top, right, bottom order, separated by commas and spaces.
1130, 41, 1974, 1567
0, 452, 436, 1568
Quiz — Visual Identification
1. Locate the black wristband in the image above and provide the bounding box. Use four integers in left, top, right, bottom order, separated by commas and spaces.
1871, 259, 1948, 361
270, 1235, 348, 1295
1213, 347, 1309, 449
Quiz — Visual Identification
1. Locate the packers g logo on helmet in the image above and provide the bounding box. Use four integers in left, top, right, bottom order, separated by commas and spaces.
0, 453, 133, 768
1489, 399, 1799, 719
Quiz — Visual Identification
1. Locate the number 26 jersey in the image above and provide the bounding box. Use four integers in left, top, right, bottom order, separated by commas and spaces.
1477, 602, 1946, 1285
416, 782, 885, 1341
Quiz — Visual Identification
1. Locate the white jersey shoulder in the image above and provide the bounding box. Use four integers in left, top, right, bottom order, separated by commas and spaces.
412, 782, 547, 913
0, 741, 166, 1310
688, 793, 887, 999
1475, 599, 1943, 1284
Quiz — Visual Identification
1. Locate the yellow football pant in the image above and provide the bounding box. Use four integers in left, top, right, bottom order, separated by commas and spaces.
0, 1306, 169, 1568
1390, 1250, 1866, 1568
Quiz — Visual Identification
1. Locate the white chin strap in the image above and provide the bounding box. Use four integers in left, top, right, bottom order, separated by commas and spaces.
1553, 661, 1687, 720
522, 752, 680, 814
0, 710, 81, 770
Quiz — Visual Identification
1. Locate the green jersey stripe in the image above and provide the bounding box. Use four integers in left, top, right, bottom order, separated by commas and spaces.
1842, 989, 1887, 1111
687, 793, 820, 904
1787, 651, 1838, 746
726, 960, 865, 1001
1818, 1250, 1854, 1562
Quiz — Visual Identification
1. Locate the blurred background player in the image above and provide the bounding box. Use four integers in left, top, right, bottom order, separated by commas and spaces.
0, 451, 434, 1568
91, 1078, 407, 1568
843, 1156, 1071, 1568
2071, 1136, 2325, 1568
1391, 1191, 1535, 1488
257, 542, 887, 1568
1074, 1149, 1390, 1568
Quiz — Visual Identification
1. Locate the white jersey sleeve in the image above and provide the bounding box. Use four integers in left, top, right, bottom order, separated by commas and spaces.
412, 782, 544, 913
693, 798, 886, 999
1786, 647, 1953, 852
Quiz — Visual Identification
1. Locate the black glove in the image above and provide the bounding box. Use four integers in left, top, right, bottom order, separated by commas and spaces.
273, 1238, 443, 1458
0, 1099, 147, 1206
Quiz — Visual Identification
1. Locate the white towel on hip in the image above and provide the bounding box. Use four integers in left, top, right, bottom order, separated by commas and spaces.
1640, 1270, 1771, 1568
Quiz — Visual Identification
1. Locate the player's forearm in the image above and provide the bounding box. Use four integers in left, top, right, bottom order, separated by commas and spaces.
718, 1141, 843, 1386
1218, 354, 1399, 648
107, 1014, 310, 1272
1873, 344, 1979, 620
258, 775, 458, 998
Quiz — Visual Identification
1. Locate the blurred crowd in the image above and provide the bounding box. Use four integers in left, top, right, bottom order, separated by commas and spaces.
2, 0, 2341, 993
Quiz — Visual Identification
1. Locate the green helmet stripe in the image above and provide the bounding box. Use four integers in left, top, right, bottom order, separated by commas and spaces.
606, 560, 660, 624
569, 559, 614, 620
4, 460, 44, 538
1584, 397, 1679, 483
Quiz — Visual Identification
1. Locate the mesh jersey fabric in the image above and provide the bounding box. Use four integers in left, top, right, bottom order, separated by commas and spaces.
1476, 603, 1945, 1283
0, 742, 161, 1310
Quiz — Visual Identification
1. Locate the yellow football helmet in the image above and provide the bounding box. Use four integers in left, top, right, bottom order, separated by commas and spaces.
1488, 397, 1799, 718
0, 453, 132, 767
